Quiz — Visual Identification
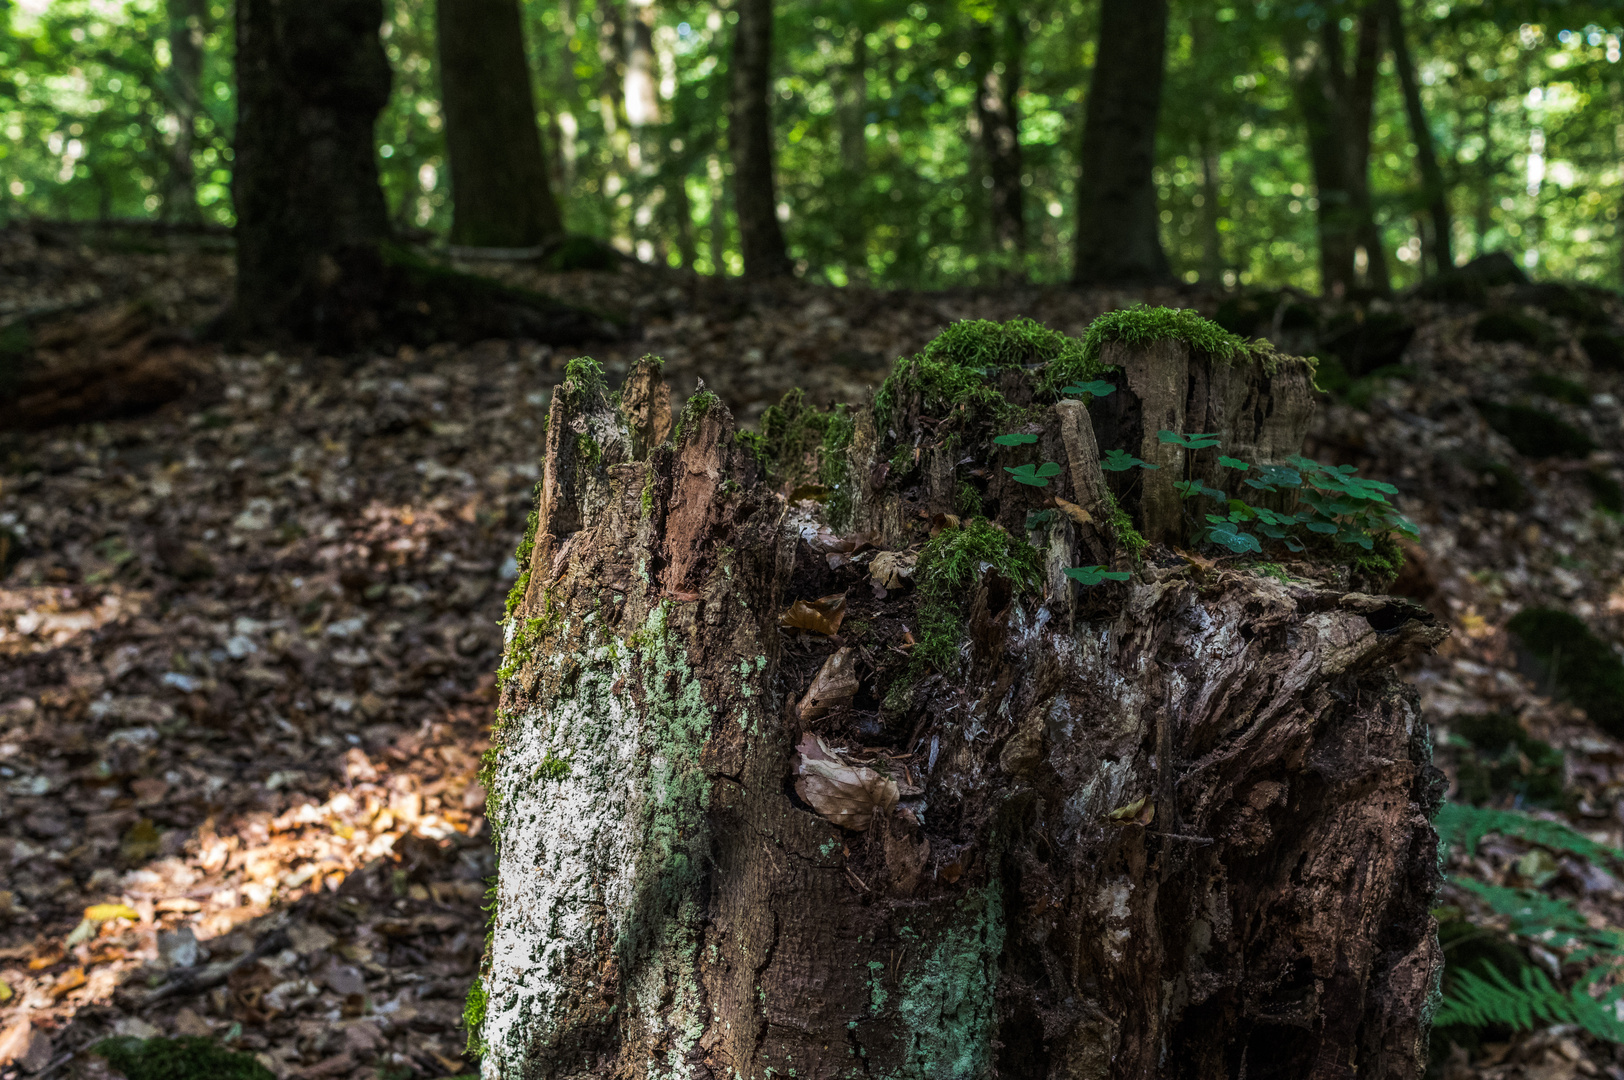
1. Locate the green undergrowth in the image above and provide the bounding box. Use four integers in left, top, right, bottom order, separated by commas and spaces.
560, 355, 606, 403
503, 482, 543, 618
913, 517, 1042, 671
1506, 607, 1624, 737
673, 387, 721, 443
1444, 712, 1567, 809
93, 1037, 274, 1080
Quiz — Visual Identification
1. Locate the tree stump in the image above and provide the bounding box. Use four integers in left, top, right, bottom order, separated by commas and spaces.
473, 317, 1446, 1080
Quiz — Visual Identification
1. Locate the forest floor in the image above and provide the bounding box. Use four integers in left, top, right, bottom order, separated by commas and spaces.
2, 224, 1624, 1079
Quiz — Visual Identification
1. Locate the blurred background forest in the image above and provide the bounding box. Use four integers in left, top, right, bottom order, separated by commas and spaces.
0, 0, 1621, 293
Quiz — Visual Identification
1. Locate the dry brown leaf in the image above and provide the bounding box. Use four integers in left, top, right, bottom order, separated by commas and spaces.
49, 966, 86, 999
792, 732, 898, 831
779, 593, 847, 635
869, 551, 918, 591
1174, 548, 1217, 574
1054, 498, 1093, 526
799, 648, 860, 721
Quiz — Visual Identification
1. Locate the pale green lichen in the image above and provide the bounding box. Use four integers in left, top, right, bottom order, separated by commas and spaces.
887, 885, 1005, 1079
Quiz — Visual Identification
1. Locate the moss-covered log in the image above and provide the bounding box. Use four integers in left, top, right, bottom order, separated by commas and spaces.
475, 313, 1446, 1080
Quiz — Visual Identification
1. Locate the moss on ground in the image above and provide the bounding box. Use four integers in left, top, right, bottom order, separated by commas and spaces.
913, 518, 1042, 671
1526, 372, 1590, 406
1448, 712, 1567, 808
93, 1037, 274, 1080
1506, 607, 1624, 737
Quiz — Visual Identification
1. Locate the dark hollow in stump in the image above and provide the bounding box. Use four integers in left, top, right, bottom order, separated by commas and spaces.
474, 321, 1446, 1080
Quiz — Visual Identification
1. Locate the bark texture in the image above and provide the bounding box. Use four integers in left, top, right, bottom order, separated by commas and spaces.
1073, 0, 1171, 285
163, 0, 206, 223
1381, 0, 1454, 275
479, 327, 1444, 1080
729, 0, 793, 279
970, 6, 1025, 267
437, 0, 565, 248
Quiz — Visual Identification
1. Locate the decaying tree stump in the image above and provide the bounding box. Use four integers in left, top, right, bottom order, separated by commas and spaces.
472, 315, 1447, 1080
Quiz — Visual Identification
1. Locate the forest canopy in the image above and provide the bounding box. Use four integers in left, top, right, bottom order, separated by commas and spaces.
0, 0, 1621, 292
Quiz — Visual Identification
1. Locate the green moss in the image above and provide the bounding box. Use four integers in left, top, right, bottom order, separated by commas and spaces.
562, 355, 606, 401
535, 751, 571, 782
1349, 532, 1403, 584
1078, 304, 1247, 366
92, 1037, 274, 1080
575, 432, 603, 469
913, 518, 1041, 671
954, 481, 983, 518
505, 483, 543, 618
752, 390, 856, 526
503, 569, 531, 619
875, 317, 1099, 424
1103, 492, 1147, 560
1474, 400, 1595, 459
463, 978, 489, 1056
1448, 712, 1567, 808
890, 885, 1005, 1079
1526, 372, 1590, 406
640, 473, 655, 518
1506, 608, 1624, 738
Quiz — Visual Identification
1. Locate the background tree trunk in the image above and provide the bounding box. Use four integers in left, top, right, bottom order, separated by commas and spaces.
437, 0, 565, 248
1073, 0, 1171, 285
971, 5, 1025, 270
1287, 5, 1389, 297
231, 0, 606, 349
476, 325, 1445, 1079
729, 0, 793, 278
162, 0, 205, 223
1382, 0, 1454, 275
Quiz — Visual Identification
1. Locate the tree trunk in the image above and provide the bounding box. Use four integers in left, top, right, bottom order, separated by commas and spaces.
475, 321, 1446, 1079
729, 0, 792, 278
231, 0, 606, 349
163, 0, 205, 223
971, 5, 1025, 270
837, 24, 868, 276
1073, 0, 1171, 285
1287, 5, 1389, 297
437, 0, 565, 248
1381, 0, 1453, 275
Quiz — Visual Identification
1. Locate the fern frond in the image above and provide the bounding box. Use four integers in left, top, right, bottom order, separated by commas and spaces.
1452, 878, 1602, 948
1436, 802, 1623, 864
1436, 963, 1624, 1043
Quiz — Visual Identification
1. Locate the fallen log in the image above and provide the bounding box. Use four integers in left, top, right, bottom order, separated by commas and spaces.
471, 312, 1446, 1080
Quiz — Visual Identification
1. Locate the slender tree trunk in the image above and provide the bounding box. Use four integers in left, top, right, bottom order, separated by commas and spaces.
1073, 0, 1171, 285
437, 0, 564, 248
1347, 6, 1391, 294
476, 326, 1445, 1079
971, 5, 1025, 270
729, 0, 793, 277
1197, 136, 1224, 284
1287, 6, 1388, 297
1382, 0, 1453, 274
163, 0, 205, 223
623, 1, 658, 127
838, 25, 868, 275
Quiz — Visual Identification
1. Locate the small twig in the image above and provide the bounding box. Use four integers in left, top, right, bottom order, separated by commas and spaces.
844, 865, 870, 893
1158, 832, 1215, 846
141, 927, 291, 1007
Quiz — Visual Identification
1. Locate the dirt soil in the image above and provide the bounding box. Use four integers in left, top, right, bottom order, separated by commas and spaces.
2, 224, 1624, 1079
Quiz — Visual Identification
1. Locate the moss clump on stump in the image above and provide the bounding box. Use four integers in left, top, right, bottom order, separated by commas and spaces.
913, 517, 1042, 671
1506, 608, 1624, 737
1078, 303, 1247, 365
93, 1037, 274, 1080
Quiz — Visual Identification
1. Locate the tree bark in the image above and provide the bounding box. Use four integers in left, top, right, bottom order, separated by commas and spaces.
1073, 0, 1171, 285
970, 5, 1025, 270
163, 0, 206, 223
1381, 0, 1453, 275
729, 0, 793, 278
1287, 5, 1390, 297
476, 325, 1446, 1079
437, 0, 565, 248
230, 0, 606, 349
837, 24, 868, 275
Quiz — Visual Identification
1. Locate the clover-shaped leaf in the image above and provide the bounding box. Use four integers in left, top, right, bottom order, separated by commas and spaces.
1206, 522, 1262, 554
1005, 461, 1063, 487
993, 432, 1039, 446
1024, 509, 1058, 529
1064, 565, 1131, 586
1218, 456, 1250, 471
1174, 480, 1226, 500
1062, 380, 1116, 399
1157, 430, 1221, 450
1101, 449, 1158, 472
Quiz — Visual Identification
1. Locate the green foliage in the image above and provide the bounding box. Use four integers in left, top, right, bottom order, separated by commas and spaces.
1003, 461, 1061, 487
1063, 565, 1129, 586
92, 1037, 274, 1080
1104, 493, 1147, 559
1475, 400, 1596, 459
1060, 380, 1116, 400
1436, 965, 1624, 1041
876, 317, 1103, 423
1506, 608, 1624, 737
504, 483, 542, 618
561, 356, 606, 402
534, 750, 571, 782
913, 517, 1041, 671
463, 978, 489, 1056
1078, 305, 1246, 366
1101, 449, 1157, 472
992, 432, 1038, 446
1434, 801, 1623, 865
1157, 429, 1220, 449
